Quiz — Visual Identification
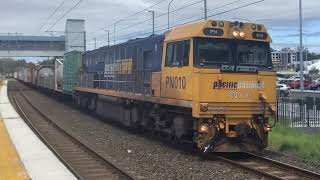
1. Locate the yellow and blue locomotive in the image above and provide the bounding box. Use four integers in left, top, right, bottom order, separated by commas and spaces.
75, 20, 276, 153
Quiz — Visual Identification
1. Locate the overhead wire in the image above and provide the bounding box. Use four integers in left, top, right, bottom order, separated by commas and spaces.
40, 0, 66, 30
87, 0, 205, 42
97, 0, 167, 32
46, 0, 83, 31
86, 0, 265, 48
115, 0, 264, 43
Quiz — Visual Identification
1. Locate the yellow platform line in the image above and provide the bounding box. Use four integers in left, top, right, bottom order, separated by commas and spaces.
0, 116, 29, 179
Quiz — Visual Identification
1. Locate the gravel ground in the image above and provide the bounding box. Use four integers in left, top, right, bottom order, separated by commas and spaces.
9, 80, 262, 180
264, 149, 320, 174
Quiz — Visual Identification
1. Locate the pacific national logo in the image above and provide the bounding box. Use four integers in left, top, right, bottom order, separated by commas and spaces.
213, 81, 264, 89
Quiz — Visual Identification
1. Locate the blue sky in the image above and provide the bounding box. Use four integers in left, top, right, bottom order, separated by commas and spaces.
0, 0, 319, 62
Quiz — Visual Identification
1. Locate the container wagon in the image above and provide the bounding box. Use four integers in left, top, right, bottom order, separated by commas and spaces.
63, 51, 83, 95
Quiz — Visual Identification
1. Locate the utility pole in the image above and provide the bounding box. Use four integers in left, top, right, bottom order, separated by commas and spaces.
204, 0, 207, 20
107, 30, 110, 46
147, 10, 155, 35
299, 0, 304, 91
94, 38, 97, 49
105, 29, 110, 46
168, 0, 174, 30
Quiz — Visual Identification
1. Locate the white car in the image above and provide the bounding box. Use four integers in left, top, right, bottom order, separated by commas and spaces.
288, 76, 305, 81
276, 84, 291, 97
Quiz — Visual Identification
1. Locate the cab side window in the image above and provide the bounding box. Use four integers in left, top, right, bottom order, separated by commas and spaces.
165, 40, 190, 67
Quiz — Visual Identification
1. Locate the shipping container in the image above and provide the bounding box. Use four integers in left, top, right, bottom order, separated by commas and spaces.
63, 51, 83, 95
55, 59, 64, 91
31, 66, 38, 85
37, 65, 55, 90
14, 72, 17, 79
78, 35, 164, 95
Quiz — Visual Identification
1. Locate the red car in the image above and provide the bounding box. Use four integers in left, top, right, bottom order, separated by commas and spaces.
287, 80, 313, 89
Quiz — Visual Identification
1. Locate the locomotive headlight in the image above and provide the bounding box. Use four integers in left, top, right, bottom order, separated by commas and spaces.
199, 124, 209, 133
233, 31, 240, 37
200, 103, 209, 112
239, 31, 245, 38
264, 123, 272, 132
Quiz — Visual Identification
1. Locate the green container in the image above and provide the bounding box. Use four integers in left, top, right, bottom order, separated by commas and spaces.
63, 51, 82, 95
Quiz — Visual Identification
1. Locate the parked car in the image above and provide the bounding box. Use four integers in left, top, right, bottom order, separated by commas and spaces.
276, 84, 291, 97
278, 79, 293, 85
308, 78, 320, 90
288, 76, 302, 81
287, 80, 313, 89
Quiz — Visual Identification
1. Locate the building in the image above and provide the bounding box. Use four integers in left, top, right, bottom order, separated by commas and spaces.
271, 48, 306, 71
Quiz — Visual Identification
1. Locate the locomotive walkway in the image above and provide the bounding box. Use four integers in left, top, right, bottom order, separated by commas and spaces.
0, 80, 76, 180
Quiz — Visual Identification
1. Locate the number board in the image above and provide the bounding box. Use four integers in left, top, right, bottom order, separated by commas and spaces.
252, 32, 268, 40
203, 28, 224, 37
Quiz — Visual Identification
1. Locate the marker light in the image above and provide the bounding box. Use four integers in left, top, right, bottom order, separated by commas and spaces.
252, 24, 257, 30
239, 31, 245, 38
233, 31, 240, 37
257, 25, 262, 31
218, 21, 224, 27
211, 21, 217, 27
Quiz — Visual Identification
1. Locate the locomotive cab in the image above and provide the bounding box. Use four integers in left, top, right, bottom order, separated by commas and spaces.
158, 20, 276, 152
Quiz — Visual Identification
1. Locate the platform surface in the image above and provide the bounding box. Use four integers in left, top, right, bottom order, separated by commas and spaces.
0, 80, 77, 180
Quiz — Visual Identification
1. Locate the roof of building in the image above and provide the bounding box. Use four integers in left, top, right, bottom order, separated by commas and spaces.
0, 35, 65, 42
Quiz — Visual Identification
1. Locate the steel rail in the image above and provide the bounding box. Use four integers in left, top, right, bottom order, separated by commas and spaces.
212, 152, 320, 180
9, 83, 134, 180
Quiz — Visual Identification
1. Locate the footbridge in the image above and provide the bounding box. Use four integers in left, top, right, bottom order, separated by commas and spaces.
0, 35, 65, 57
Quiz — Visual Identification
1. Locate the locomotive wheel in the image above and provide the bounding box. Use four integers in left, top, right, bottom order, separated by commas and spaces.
173, 116, 185, 139
87, 95, 97, 112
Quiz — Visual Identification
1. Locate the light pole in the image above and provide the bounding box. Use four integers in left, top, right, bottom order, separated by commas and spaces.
147, 10, 155, 35
105, 29, 110, 46
204, 0, 207, 20
114, 19, 136, 45
168, 0, 174, 31
299, 0, 304, 91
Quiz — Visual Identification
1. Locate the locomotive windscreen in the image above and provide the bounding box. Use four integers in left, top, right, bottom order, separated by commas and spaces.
194, 37, 272, 71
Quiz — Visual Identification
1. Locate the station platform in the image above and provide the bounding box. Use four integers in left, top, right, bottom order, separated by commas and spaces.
0, 80, 77, 180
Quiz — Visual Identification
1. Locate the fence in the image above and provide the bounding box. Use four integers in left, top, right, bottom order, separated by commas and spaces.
277, 97, 320, 127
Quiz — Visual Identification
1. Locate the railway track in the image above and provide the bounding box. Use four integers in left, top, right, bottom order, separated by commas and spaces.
213, 152, 320, 180
9, 84, 134, 180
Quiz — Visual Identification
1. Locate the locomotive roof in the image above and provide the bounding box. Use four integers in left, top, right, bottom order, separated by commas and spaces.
165, 19, 272, 43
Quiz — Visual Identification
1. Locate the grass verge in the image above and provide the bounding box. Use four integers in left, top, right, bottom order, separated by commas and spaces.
269, 125, 320, 160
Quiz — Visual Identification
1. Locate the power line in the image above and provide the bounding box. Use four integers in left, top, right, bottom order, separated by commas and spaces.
97, 0, 167, 31
40, 0, 66, 30
114, 0, 204, 36
46, 0, 83, 31
140, 0, 243, 34
85, 0, 264, 49
87, 0, 265, 48
88, 0, 205, 42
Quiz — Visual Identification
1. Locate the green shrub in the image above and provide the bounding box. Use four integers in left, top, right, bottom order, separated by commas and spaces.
269, 125, 320, 160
